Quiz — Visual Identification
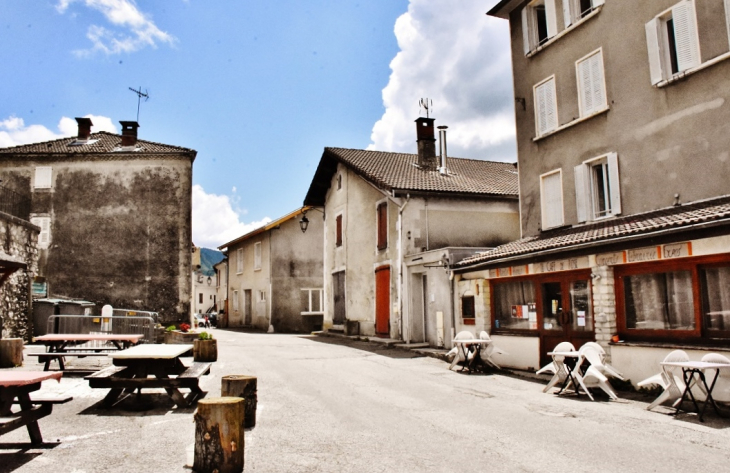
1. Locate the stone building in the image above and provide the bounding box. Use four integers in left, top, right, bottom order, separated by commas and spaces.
0, 117, 196, 325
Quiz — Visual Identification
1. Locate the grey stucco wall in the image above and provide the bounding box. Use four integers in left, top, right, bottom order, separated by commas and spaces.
509, 0, 730, 236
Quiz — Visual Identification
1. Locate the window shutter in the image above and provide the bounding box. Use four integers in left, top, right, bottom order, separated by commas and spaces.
522, 8, 531, 55
578, 57, 594, 115
563, 0, 572, 28
574, 164, 589, 223
336, 215, 343, 247
590, 52, 606, 111
645, 18, 664, 85
672, 0, 701, 72
536, 78, 558, 135
607, 152, 621, 215
545, 0, 558, 38
34, 167, 52, 189
593, 0, 605, 7
579, 51, 606, 116
725, 0, 730, 52
541, 171, 564, 229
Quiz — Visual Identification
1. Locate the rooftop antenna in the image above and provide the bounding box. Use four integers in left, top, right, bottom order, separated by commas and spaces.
128, 86, 149, 122
419, 98, 433, 118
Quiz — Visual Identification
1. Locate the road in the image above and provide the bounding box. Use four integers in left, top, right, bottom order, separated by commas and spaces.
3, 330, 730, 472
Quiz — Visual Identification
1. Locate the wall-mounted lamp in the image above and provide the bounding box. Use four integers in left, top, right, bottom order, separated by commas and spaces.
299, 207, 325, 234
515, 97, 526, 111
207, 276, 212, 286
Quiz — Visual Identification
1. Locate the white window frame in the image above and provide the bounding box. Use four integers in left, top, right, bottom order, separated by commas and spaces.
534, 76, 559, 137
34, 167, 52, 189
254, 241, 262, 271
575, 153, 621, 222
564, 0, 605, 27
540, 169, 565, 230
232, 290, 240, 311
236, 248, 243, 274
576, 48, 608, 118
258, 290, 266, 302
301, 288, 324, 315
645, 0, 701, 85
30, 216, 51, 249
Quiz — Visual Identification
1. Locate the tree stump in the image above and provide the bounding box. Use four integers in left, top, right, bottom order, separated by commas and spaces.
0, 338, 24, 368
221, 375, 257, 428
194, 397, 244, 473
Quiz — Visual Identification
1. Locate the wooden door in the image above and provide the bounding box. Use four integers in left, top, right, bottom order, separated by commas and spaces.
333, 271, 346, 325
375, 266, 391, 336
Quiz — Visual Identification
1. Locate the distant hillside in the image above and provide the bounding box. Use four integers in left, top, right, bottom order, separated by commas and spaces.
199, 248, 225, 276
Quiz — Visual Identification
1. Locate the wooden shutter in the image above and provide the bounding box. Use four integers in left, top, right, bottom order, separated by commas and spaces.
377, 202, 387, 250
574, 164, 589, 222
563, 0, 573, 28
541, 171, 564, 229
535, 78, 558, 136
545, 0, 558, 38
336, 214, 342, 247
672, 0, 701, 72
522, 8, 531, 55
645, 18, 664, 85
607, 152, 621, 215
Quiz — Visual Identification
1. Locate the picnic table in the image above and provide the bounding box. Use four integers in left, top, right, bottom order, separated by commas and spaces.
0, 371, 71, 444
31, 333, 144, 371
86, 344, 211, 408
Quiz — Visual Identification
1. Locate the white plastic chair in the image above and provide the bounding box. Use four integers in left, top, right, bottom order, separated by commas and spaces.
696, 353, 730, 395
576, 344, 618, 400
478, 331, 507, 369
448, 330, 476, 371
580, 342, 625, 380
637, 350, 689, 411
541, 342, 576, 394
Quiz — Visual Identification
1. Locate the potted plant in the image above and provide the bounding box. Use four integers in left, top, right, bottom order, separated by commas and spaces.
164, 323, 198, 344
193, 331, 217, 362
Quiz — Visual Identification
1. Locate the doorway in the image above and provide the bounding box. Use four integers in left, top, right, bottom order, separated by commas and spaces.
375, 266, 391, 336
409, 273, 425, 343
244, 290, 252, 326
333, 271, 346, 325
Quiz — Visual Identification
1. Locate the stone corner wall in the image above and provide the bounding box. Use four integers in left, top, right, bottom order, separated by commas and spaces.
592, 265, 617, 361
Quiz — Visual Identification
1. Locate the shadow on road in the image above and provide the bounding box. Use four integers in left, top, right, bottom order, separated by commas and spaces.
300, 334, 425, 360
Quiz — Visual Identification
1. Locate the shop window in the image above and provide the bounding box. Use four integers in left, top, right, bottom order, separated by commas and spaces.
623, 270, 695, 331
492, 280, 537, 331
701, 265, 730, 333
461, 295, 476, 325
645, 0, 700, 85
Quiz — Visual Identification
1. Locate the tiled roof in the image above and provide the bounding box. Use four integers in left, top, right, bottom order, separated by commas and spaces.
304, 147, 518, 205
455, 195, 730, 268
0, 131, 195, 155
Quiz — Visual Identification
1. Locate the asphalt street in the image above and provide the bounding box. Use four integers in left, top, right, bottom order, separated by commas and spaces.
2, 329, 730, 472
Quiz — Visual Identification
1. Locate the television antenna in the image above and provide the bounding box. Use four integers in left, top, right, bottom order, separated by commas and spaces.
419, 98, 433, 118
128, 86, 150, 122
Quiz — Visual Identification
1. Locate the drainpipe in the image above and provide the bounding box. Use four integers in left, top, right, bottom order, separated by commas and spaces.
397, 193, 411, 342
268, 230, 274, 333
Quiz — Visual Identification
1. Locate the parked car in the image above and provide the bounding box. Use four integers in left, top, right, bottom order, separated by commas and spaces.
193, 313, 206, 328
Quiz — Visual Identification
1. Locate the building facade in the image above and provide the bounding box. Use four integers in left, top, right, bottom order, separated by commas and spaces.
454, 1, 730, 392
0, 118, 196, 324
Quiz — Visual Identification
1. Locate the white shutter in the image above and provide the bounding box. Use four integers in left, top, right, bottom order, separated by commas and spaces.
607, 152, 621, 215
725, 0, 730, 52
237, 248, 243, 273
593, 0, 605, 7
574, 164, 589, 223
535, 78, 558, 136
672, 0, 701, 72
541, 171, 564, 229
254, 242, 262, 270
645, 18, 664, 85
590, 52, 606, 111
522, 8, 531, 55
34, 167, 52, 189
563, 0, 572, 28
545, 0, 558, 38
578, 57, 594, 115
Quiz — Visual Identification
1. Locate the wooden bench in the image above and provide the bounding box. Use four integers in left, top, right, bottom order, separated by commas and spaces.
13, 395, 73, 405
27, 352, 109, 371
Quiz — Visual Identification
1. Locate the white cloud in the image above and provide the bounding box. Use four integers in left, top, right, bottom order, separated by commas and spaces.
57, 0, 175, 56
192, 185, 272, 249
369, 0, 516, 162
0, 114, 116, 148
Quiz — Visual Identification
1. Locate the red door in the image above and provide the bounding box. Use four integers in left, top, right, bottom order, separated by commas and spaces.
375, 266, 391, 336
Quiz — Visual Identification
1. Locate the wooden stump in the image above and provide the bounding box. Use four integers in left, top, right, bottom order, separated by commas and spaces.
0, 338, 24, 368
193, 339, 218, 362
221, 375, 257, 429
194, 397, 244, 473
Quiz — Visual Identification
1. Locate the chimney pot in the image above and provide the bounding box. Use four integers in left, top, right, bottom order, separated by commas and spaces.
119, 121, 140, 147
75, 117, 93, 141
415, 117, 438, 169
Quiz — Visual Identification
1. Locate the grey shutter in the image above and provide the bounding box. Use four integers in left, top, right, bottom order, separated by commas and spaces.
522, 8, 531, 55
672, 0, 701, 72
607, 152, 621, 215
645, 18, 664, 85
574, 164, 589, 222
546, 0, 558, 38
563, 0, 572, 28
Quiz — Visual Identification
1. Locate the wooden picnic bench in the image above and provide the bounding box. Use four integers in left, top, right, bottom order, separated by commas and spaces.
31, 334, 143, 371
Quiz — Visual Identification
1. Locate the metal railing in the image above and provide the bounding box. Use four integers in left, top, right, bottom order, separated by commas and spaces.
0, 185, 31, 221
47, 315, 157, 345
111, 308, 160, 324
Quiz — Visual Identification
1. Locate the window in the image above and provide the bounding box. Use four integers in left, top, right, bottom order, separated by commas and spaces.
576, 49, 607, 117
701, 266, 730, 335
534, 76, 558, 136
232, 290, 239, 311
30, 216, 51, 249
236, 248, 243, 274
646, 0, 701, 85
258, 290, 266, 302
34, 167, 52, 189
461, 295, 476, 325
564, 0, 604, 27
522, 0, 558, 54
492, 280, 537, 331
377, 202, 388, 250
540, 170, 564, 230
301, 288, 324, 315
199, 293, 203, 304
254, 242, 262, 271
337, 174, 342, 190
574, 153, 621, 222
335, 214, 343, 247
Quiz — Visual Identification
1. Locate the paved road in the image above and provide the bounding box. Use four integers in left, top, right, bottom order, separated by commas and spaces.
3, 330, 730, 472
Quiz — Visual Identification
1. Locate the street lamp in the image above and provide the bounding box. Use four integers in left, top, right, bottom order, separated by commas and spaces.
299, 213, 309, 233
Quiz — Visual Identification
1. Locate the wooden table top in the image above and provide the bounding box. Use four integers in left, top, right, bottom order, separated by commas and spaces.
110, 344, 193, 360
33, 334, 144, 342
0, 371, 62, 387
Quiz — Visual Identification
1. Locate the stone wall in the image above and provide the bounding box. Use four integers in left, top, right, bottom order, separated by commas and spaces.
0, 212, 39, 340
591, 265, 617, 360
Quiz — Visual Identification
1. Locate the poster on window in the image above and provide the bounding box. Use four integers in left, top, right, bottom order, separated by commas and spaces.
528, 303, 537, 321
512, 305, 530, 319
577, 310, 586, 327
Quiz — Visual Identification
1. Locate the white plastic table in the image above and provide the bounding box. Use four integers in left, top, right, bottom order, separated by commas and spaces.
452, 339, 492, 373
661, 360, 730, 421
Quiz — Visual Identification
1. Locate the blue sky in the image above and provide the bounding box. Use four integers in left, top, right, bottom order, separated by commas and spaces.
0, 0, 514, 248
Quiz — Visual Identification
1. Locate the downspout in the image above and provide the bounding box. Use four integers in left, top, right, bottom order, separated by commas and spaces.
449, 269, 456, 349
397, 192, 411, 343
268, 230, 274, 333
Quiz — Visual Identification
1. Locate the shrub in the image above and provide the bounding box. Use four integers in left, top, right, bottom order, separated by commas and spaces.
165, 325, 177, 332
198, 331, 214, 341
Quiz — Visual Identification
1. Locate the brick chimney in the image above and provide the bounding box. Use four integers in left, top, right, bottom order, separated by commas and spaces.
75, 117, 93, 141
119, 121, 140, 147
415, 117, 438, 169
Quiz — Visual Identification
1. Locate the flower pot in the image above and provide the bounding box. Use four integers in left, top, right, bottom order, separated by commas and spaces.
193, 339, 218, 362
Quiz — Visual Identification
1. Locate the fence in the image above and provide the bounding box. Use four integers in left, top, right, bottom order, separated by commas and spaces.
47, 315, 157, 345
0, 185, 31, 221
111, 308, 160, 324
